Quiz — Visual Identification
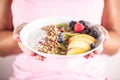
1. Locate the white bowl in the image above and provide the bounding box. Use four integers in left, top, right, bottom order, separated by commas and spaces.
20, 17, 105, 59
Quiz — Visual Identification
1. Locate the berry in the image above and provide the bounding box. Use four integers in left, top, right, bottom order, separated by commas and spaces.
58, 37, 64, 43
89, 30, 98, 39
69, 21, 76, 30
79, 20, 88, 29
58, 33, 64, 43
79, 20, 86, 26
90, 43, 95, 49
88, 28, 92, 32
81, 29, 89, 34
74, 22, 85, 33
58, 28, 64, 32
58, 33, 63, 37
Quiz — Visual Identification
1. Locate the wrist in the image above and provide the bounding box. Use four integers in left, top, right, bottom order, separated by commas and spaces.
103, 31, 120, 56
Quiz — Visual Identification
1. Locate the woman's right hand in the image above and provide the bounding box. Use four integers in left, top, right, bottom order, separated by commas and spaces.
13, 23, 46, 61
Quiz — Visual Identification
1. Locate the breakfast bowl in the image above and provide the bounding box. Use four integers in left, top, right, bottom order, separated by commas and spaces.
20, 17, 105, 59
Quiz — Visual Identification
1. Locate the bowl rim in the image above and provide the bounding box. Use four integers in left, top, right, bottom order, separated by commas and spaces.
20, 17, 105, 59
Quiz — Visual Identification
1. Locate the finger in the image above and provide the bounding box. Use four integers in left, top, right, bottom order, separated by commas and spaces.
33, 55, 46, 61
84, 54, 91, 59
13, 23, 27, 42
18, 37, 46, 61
94, 47, 103, 54
84, 51, 98, 59
18, 42, 35, 56
89, 52, 95, 58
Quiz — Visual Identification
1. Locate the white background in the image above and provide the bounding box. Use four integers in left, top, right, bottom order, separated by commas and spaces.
0, 53, 120, 80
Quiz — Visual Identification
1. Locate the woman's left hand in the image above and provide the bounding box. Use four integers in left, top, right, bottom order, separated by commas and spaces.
84, 25, 109, 59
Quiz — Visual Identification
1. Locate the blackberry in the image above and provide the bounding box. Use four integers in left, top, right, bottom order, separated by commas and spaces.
69, 21, 76, 30
81, 29, 89, 34
89, 30, 98, 39
88, 28, 92, 32
90, 43, 95, 49
84, 25, 89, 30
79, 20, 85, 26
79, 20, 88, 29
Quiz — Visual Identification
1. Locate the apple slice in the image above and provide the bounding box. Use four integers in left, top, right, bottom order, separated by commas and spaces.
67, 47, 87, 55
68, 40, 91, 51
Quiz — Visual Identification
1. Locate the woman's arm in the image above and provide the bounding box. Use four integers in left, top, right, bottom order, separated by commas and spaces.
102, 0, 120, 55
0, 0, 21, 57
0, 0, 12, 30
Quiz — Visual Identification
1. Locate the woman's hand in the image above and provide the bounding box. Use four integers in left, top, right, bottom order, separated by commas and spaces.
84, 25, 109, 59
13, 23, 46, 61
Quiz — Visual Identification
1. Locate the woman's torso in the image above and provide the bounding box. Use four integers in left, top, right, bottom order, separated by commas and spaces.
10, 0, 107, 80
12, 0, 104, 27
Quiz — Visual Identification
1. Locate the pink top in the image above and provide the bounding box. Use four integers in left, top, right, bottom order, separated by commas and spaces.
10, 0, 107, 80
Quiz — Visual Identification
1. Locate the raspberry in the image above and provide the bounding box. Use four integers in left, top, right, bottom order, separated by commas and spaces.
74, 22, 85, 33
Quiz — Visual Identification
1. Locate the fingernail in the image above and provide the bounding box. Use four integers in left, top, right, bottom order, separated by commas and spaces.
16, 37, 21, 42
41, 56, 46, 61
84, 55, 89, 59
30, 53, 35, 56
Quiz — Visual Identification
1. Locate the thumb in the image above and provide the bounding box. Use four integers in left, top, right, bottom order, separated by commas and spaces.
13, 23, 27, 42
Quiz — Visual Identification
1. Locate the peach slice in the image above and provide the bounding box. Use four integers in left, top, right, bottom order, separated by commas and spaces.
68, 40, 91, 51
67, 47, 87, 55
69, 34, 96, 43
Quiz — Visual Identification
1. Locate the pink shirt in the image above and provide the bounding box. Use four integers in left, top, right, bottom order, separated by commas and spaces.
10, 0, 107, 80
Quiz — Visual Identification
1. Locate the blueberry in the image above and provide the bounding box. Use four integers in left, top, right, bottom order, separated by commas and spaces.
58, 33, 63, 37
69, 21, 76, 30
58, 37, 64, 43
58, 33, 64, 43
90, 43, 95, 49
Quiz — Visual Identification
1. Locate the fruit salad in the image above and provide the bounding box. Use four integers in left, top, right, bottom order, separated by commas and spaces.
36, 20, 98, 55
